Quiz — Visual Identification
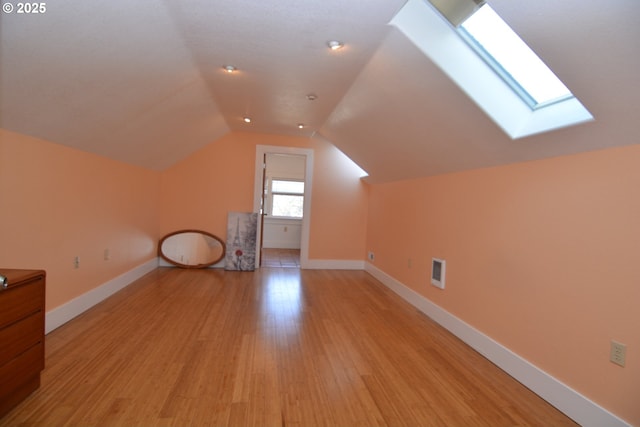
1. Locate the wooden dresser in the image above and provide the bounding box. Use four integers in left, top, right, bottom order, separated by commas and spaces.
0, 269, 46, 418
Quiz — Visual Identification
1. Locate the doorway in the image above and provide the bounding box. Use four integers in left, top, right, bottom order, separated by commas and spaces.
254, 145, 314, 269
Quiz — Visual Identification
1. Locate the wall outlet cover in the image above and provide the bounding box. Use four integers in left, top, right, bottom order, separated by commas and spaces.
610, 341, 626, 367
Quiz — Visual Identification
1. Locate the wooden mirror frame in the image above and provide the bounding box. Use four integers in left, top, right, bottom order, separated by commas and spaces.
158, 229, 226, 269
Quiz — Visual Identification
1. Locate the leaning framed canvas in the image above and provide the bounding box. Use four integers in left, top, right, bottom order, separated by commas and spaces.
225, 212, 258, 271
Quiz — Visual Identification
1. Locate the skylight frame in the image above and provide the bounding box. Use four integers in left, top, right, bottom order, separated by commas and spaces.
457, 4, 574, 110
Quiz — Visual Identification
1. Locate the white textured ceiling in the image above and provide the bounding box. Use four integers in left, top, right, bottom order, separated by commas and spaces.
1, 0, 639, 181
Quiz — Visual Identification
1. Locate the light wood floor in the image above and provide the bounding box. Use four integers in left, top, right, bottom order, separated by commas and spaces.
1, 268, 577, 427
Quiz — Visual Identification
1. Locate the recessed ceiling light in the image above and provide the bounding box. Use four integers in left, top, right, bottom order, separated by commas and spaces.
223, 65, 237, 73
297, 123, 304, 129
306, 94, 318, 101
327, 40, 344, 50
243, 117, 251, 123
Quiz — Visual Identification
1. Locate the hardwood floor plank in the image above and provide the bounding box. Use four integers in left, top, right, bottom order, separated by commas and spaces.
0, 268, 577, 427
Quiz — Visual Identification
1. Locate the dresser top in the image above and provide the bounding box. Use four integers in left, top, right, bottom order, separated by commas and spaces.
0, 269, 46, 287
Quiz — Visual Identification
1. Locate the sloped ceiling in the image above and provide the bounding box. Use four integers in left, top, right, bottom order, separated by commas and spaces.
1, 0, 639, 181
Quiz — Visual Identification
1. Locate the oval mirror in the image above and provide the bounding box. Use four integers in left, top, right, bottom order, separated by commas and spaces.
158, 230, 226, 269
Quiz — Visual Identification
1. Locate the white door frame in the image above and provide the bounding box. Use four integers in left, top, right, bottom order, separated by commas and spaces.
254, 145, 314, 269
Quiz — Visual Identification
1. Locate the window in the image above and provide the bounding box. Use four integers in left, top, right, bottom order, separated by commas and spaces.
269, 179, 304, 218
459, 5, 572, 109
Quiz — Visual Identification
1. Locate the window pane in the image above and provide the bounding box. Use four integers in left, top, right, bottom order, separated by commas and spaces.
272, 195, 304, 218
460, 5, 572, 107
272, 180, 304, 194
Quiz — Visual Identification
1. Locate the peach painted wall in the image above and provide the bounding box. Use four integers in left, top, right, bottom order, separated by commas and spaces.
366, 144, 640, 425
159, 131, 368, 261
0, 129, 160, 311
307, 136, 368, 260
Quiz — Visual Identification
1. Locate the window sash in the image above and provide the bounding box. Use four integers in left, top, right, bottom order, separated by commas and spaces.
458, 5, 572, 109
268, 178, 304, 218
272, 179, 304, 194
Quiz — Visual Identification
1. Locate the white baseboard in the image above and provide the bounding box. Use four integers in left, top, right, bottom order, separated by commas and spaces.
302, 259, 365, 270
364, 262, 631, 427
45, 258, 158, 334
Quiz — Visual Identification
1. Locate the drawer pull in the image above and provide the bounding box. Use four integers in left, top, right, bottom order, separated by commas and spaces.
0, 275, 7, 290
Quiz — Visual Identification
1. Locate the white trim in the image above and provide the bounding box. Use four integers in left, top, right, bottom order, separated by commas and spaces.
303, 259, 365, 270
45, 258, 158, 334
255, 145, 314, 269
364, 262, 631, 427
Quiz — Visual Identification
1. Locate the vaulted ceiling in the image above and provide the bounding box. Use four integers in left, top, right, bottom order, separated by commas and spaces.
2, 0, 639, 182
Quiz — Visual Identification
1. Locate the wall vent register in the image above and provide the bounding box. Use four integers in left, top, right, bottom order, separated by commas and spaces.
431, 258, 446, 289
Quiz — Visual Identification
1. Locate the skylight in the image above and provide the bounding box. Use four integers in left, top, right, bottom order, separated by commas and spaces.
459, 5, 572, 109
390, 0, 593, 139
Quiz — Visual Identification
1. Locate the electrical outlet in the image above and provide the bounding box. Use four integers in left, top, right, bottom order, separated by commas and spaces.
73, 256, 80, 269
610, 341, 626, 367
368, 252, 375, 261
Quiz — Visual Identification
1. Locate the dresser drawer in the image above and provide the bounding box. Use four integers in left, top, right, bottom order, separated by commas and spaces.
0, 342, 44, 398
0, 269, 46, 418
0, 312, 44, 367
0, 277, 45, 329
